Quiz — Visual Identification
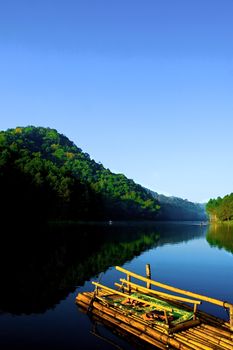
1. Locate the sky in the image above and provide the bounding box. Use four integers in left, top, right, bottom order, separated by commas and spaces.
0, 0, 232, 203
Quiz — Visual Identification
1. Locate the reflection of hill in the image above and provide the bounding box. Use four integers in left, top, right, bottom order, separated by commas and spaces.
151, 222, 207, 246
0, 222, 206, 315
206, 224, 233, 254
0, 223, 160, 315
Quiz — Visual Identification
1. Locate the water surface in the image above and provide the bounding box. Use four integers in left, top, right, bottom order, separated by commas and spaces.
0, 222, 233, 349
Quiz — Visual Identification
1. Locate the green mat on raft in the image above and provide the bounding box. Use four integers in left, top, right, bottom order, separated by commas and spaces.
101, 292, 194, 326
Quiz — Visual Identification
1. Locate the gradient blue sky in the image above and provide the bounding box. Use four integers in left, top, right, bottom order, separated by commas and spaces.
0, 0, 232, 202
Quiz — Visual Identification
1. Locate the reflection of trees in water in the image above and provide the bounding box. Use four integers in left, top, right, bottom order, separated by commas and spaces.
206, 224, 233, 254
0, 223, 160, 315
61, 225, 161, 291
155, 223, 207, 246
0, 222, 207, 315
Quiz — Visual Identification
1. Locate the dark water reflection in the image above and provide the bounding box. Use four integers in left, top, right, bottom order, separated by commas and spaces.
0, 222, 161, 315
0, 221, 232, 349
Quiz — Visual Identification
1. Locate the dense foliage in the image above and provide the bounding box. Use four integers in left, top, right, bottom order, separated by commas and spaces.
147, 190, 207, 221
0, 126, 160, 222
206, 194, 233, 222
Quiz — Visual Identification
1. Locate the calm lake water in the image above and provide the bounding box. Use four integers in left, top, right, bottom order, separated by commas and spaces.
1, 222, 233, 349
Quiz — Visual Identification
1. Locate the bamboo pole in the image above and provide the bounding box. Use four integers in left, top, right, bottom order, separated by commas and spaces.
164, 310, 169, 325
91, 299, 194, 350
172, 334, 203, 350
193, 327, 232, 348
174, 333, 212, 350
77, 291, 169, 334
146, 264, 151, 289
188, 328, 233, 350
193, 303, 198, 320
91, 310, 168, 350
127, 273, 131, 293
117, 279, 201, 305
92, 282, 173, 312
197, 311, 229, 327
199, 324, 233, 340
79, 292, 184, 349
230, 305, 233, 331
115, 266, 230, 307
184, 331, 230, 350
196, 328, 233, 345
77, 291, 233, 349
115, 266, 233, 329
181, 330, 221, 350
78, 291, 230, 333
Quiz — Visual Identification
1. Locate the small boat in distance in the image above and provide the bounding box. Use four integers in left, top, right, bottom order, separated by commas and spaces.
200, 221, 208, 226
76, 265, 233, 350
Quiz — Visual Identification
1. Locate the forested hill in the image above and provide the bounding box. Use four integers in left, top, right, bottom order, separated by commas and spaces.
206, 194, 233, 222
0, 126, 207, 224
147, 190, 207, 221
0, 126, 160, 222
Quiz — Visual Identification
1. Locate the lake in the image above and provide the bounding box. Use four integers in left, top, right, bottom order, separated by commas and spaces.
0, 221, 233, 349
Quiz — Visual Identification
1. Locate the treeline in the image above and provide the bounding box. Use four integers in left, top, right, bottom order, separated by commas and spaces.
206, 193, 233, 222
0, 126, 160, 223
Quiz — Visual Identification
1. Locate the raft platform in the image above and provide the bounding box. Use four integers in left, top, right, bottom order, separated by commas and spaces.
76, 266, 233, 350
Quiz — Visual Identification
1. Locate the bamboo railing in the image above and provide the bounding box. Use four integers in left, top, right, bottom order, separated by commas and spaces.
92, 281, 173, 318
116, 279, 202, 304
115, 266, 233, 331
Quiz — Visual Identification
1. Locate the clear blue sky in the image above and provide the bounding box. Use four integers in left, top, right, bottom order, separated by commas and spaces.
0, 0, 232, 202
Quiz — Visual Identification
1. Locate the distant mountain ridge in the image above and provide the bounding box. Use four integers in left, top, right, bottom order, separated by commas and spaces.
146, 189, 207, 221
0, 126, 207, 223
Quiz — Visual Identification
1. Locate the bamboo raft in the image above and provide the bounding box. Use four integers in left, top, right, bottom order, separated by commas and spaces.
76, 266, 233, 350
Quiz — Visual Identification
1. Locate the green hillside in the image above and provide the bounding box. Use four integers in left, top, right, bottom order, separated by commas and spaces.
206, 193, 233, 222
0, 126, 208, 224
0, 126, 160, 222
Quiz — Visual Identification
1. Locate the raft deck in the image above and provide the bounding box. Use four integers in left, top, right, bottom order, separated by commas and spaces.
76, 266, 233, 350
